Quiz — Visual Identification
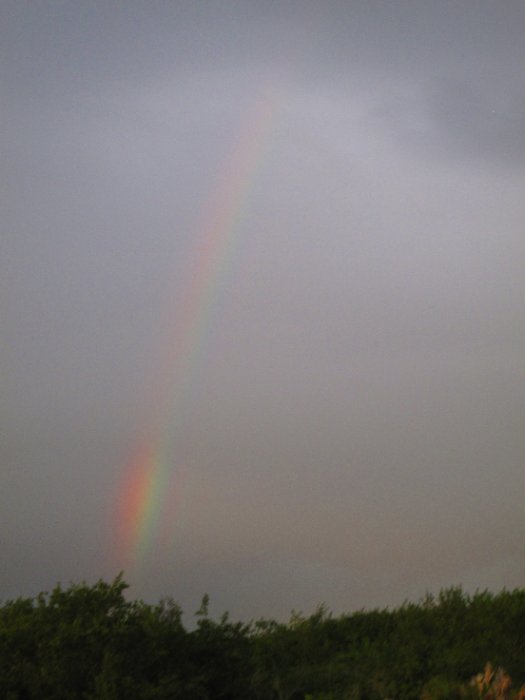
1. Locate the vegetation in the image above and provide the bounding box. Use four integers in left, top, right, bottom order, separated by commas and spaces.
0, 576, 523, 699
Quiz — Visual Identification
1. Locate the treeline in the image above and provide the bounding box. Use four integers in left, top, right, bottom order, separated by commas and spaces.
1, 576, 524, 699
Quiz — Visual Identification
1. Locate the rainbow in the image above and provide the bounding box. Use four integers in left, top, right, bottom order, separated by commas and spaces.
114, 88, 281, 573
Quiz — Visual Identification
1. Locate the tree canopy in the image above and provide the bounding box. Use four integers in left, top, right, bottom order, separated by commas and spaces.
1, 577, 523, 699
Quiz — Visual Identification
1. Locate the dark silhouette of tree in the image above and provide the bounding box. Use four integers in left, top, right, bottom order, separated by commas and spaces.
1, 578, 523, 699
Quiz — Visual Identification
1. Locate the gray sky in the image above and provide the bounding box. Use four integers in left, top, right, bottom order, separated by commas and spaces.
2, 1, 524, 621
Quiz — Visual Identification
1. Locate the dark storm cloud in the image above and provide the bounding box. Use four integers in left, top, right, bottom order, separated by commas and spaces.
427, 79, 525, 166
290, 1, 525, 168
4, 1, 524, 173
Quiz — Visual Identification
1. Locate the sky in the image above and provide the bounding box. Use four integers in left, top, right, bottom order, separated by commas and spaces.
2, 1, 524, 623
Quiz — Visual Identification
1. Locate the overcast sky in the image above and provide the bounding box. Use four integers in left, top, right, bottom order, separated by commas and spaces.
2, 1, 524, 622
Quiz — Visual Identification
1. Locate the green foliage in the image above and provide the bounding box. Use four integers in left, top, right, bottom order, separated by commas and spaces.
0, 580, 523, 699
0, 574, 130, 700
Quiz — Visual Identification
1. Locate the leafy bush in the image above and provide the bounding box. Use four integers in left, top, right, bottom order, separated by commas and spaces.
1, 580, 523, 699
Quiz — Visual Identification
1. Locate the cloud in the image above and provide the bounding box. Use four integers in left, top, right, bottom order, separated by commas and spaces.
1, 0, 524, 616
